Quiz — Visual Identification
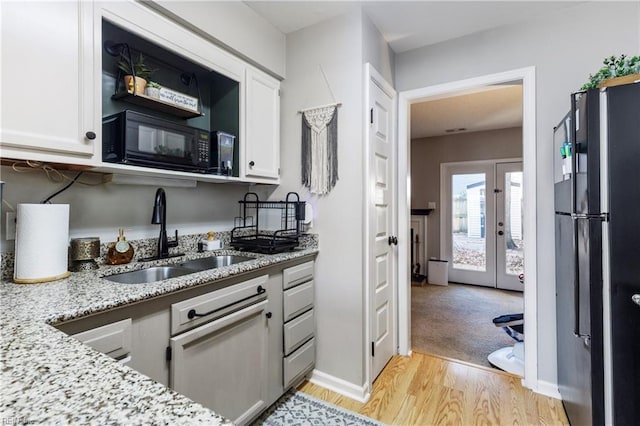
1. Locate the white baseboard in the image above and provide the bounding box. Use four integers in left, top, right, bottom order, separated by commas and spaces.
535, 380, 562, 399
308, 369, 370, 403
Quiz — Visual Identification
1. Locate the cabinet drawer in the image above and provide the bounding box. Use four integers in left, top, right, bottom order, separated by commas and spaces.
283, 280, 313, 322
171, 275, 268, 335
283, 260, 314, 290
72, 318, 132, 360
283, 309, 314, 356
283, 338, 315, 388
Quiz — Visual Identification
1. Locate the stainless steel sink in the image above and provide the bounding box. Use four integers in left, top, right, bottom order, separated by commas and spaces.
103, 255, 255, 284
104, 266, 193, 284
179, 255, 254, 271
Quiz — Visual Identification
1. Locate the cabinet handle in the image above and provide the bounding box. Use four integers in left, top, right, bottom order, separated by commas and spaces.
85, 131, 96, 140
187, 285, 267, 320
249, 161, 255, 167
266, 312, 272, 319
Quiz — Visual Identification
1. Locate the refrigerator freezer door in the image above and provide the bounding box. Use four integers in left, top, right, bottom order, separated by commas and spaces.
556, 213, 593, 426
605, 82, 640, 425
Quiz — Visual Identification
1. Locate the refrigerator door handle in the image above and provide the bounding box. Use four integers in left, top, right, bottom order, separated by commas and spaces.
572, 217, 591, 341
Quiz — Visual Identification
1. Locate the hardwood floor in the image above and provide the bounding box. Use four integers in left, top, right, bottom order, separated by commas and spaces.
298, 351, 569, 425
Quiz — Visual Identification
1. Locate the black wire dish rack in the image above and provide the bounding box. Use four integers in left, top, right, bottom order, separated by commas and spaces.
230, 192, 306, 254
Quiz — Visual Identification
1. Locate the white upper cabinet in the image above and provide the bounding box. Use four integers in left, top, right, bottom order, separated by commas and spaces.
244, 68, 280, 182
0, 1, 98, 165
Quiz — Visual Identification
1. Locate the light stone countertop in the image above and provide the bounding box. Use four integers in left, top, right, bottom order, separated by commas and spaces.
1, 247, 318, 424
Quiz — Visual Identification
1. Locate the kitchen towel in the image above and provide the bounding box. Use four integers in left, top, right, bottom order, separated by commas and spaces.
14, 203, 70, 284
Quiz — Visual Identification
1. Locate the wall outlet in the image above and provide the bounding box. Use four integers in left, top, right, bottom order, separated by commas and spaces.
6, 212, 16, 241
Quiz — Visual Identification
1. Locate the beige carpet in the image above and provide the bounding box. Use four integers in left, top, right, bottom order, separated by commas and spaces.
411, 282, 524, 369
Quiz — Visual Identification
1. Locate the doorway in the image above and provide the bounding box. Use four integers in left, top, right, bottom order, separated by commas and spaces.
397, 67, 538, 390
442, 160, 524, 291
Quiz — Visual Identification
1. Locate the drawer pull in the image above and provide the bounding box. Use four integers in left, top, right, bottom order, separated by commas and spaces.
187, 286, 266, 320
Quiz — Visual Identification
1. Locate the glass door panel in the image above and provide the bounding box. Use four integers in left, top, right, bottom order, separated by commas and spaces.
451, 173, 487, 272
442, 162, 496, 287
496, 163, 524, 291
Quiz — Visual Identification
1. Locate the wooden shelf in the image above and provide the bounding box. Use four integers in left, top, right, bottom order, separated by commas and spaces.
112, 91, 202, 119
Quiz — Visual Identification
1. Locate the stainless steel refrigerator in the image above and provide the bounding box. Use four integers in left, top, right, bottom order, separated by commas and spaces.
554, 81, 640, 425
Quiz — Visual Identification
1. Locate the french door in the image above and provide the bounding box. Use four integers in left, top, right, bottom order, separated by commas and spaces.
441, 160, 523, 290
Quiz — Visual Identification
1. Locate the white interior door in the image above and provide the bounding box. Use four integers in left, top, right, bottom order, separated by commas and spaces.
367, 66, 396, 381
443, 162, 496, 286
496, 162, 524, 291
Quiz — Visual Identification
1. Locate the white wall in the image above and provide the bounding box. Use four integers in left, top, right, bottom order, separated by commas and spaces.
272, 9, 394, 392
272, 9, 366, 388
147, 1, 286, 78
0, 166, 259, 251
396, 1, 640, 386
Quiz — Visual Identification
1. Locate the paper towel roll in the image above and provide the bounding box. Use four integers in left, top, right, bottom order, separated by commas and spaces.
14, 204, 71, 284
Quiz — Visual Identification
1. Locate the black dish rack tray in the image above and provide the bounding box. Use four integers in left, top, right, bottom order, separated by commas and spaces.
230, 192, 306, 254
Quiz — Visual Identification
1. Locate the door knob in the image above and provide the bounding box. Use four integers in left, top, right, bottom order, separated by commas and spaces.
85, 131, 96, 140
498, 230, 504, 236
632, 294, 640, 306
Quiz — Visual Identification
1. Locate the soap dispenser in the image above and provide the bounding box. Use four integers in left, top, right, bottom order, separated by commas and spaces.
199, 231, 222, 252
107, 228, 135, 265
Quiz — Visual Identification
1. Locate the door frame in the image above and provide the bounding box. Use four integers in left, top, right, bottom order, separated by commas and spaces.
364, 63, 397, 396
397, 67, 538, 392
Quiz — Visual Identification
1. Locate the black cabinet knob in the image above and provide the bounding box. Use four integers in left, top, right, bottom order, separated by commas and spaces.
266, 312, 272, 319
249, 161, 255, 167
257, 285, 265, 294
498, 230, 504, 236
85, 131, 96, 140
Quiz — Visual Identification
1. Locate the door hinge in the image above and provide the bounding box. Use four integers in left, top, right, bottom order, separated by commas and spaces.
370, 108, 374, 124
165, 346, 172, 361
371, 341, 375, 357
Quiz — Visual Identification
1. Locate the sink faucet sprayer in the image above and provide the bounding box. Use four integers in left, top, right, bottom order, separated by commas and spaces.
150, 187, 182, 260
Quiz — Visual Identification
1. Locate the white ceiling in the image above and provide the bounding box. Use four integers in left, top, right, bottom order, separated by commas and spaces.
411, 85, 523, 139
244, 1, 580, 52
244, 1, 574, 137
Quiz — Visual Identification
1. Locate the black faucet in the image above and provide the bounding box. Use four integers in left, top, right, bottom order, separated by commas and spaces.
150, 188, 181, 259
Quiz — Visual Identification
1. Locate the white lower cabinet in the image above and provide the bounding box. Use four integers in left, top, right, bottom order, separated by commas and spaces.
72, 318, 132, 364
170, 300, 270, 425
282, 260, 316, 389
56, 256, 316, 423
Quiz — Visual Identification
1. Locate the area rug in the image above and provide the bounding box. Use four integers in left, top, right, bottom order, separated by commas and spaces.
411, 282, 523, 369
253, 390, 384, 426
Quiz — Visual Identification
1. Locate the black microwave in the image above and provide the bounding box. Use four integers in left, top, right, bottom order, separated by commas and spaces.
102, 110, 214, 173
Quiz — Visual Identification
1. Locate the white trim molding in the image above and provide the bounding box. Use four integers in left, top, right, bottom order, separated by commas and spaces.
537, 380, 562, 400
397, 67, 539, 392
309, 369, 371, 403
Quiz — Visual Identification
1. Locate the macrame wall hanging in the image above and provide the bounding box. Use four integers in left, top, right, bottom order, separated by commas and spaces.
300, 65, 341, 195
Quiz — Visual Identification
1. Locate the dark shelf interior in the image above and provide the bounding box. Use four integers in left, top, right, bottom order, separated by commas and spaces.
112, 91, 202, 118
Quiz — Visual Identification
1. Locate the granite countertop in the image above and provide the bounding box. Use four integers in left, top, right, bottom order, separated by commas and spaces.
1, 247, 318, 424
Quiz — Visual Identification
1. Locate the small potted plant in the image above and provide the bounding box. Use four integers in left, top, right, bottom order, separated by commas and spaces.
581, 54, 640, 90
118, 52, 156, 95
145, 81, 162, 99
